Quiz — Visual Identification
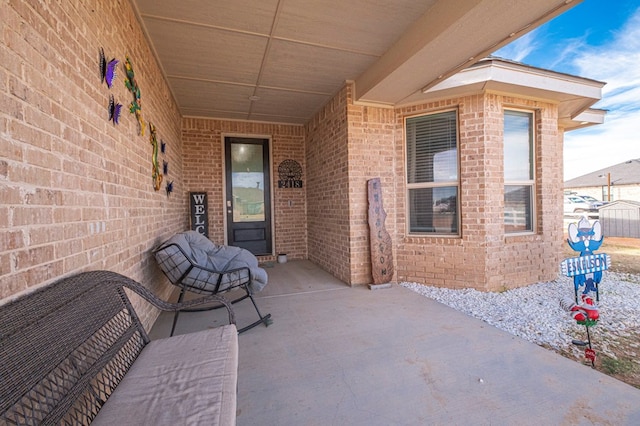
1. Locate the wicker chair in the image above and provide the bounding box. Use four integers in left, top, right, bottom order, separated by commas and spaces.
154, 231, 272, 334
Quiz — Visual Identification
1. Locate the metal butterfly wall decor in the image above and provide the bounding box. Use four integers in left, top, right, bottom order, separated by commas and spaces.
108, 95, 122, 125
99, 48, 119, 88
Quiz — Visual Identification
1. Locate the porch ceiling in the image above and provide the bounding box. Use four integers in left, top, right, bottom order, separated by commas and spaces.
132, 0, 581, 125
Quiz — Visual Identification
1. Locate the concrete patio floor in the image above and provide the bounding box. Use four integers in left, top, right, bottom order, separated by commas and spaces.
150, 260, 640, 425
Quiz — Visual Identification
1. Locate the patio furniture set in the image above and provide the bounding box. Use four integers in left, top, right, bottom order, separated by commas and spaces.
0, 231, 271, 425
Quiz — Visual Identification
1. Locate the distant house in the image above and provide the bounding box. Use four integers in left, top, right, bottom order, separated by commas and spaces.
564, 159, 640, 202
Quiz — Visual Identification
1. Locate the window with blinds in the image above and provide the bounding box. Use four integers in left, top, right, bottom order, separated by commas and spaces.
504, 110, 535, 233
406, 110, 459, 235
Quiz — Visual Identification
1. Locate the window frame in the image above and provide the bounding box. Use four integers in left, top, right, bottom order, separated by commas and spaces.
503, 108, 536, 234
404, 108, 461, 237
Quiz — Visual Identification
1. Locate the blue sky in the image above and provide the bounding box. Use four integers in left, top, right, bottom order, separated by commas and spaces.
494, 0, 640, 180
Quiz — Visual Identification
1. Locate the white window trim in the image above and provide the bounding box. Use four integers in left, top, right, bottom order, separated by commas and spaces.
503, 108, 536, 235
404, 108, 461, 237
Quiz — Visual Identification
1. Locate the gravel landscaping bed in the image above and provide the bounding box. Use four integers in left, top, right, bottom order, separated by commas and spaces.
401, 272, 640, 359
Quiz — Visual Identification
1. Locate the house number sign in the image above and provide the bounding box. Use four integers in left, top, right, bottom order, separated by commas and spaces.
277, 159, 303, 188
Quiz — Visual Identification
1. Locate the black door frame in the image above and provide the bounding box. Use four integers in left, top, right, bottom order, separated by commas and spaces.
223, 136, 273, 256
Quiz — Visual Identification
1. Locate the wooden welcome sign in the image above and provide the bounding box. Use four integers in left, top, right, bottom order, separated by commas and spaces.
367, 178, 394, 285
190, 192, 208, 237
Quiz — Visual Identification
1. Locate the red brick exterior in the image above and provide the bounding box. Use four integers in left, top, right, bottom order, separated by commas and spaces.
181, 118, 306, 262
1, 1, 568, 324
393, 93, 563, 291
306, 87, 563, 289
0, 0, 185, 326
305, 86, 351, 283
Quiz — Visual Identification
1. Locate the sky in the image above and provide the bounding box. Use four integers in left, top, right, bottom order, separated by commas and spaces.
494, 0, 640, 180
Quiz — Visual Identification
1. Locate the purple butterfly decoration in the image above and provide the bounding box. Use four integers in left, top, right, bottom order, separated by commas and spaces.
99, 48, 119, 88
108, 95, 122, 124
163, 160, 168, 175
166, 180, 174, 196
161, 140, 166, 154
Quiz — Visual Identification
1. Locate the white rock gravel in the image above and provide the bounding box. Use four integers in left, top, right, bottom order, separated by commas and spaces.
401, 272, 640, 359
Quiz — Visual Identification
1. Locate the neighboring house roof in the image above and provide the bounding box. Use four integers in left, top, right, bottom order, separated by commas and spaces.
564, 159, 640, 188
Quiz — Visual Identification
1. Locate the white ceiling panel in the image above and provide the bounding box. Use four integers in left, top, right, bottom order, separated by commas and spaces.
181, 108, 252, 121
260, 40, 378, 93
169, 78, 255, 113
273, 0, 436, 55
249, 87, 331, 122
135, 0, 280, 35
143, 17, 267, 84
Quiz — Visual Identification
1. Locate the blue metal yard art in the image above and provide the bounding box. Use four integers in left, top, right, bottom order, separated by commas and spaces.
560, 217, 611, 367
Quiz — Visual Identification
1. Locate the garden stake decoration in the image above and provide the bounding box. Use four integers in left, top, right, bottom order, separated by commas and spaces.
560, 217, 611, 367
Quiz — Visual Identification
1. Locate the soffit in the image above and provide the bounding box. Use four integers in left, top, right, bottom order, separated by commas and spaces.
399, 58, 605, 131
132, 0, 582, 125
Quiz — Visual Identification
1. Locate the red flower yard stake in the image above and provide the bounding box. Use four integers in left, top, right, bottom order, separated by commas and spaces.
560, 217, 611, 367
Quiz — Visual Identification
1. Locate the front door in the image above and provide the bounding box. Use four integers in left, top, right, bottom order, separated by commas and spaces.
224, 137, 272, 255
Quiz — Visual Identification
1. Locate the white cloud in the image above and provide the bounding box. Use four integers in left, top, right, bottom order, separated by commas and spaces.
547, 35, 589, 70
494, 30, 541, 62
564, 111, 640, 179
563, 8, 640, 180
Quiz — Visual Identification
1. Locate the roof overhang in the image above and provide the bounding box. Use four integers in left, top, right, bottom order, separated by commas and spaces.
133, 0, 584, 125
354, 0, 582, 106
396, 58, 606, 130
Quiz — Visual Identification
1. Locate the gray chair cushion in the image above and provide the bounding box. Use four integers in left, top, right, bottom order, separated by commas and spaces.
154, 231, 268, 293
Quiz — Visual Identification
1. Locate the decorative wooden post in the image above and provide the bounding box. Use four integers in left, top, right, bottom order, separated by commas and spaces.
367, 178, 394, 288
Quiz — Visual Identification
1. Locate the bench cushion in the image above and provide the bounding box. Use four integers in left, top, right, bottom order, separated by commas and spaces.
92, 325, 238, 425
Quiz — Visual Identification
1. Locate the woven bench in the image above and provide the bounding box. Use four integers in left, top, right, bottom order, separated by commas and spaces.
0, 270, 238, 425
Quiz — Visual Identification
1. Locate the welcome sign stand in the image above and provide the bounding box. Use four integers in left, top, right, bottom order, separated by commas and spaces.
560, 217, 611, 367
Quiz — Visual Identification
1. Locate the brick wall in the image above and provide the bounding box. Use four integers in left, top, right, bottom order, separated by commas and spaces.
305, 83, 396, 286
181, 118, 306, 261
491, 95, 563, 290
305, 86, 351, 283
1, 0, 184, 327
394, 96, 489, 289
303, 87, 563, 290
344, 85, 396, 285
394, 93, 563, 291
